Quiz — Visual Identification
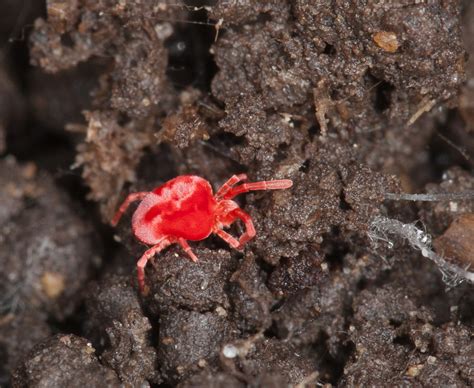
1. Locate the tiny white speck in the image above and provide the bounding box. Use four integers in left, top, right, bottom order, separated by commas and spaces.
223, 345, 238, 358
449, 202, 458, 212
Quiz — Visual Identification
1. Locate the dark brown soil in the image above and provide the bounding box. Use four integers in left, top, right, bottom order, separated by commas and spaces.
1, 1, 473, 387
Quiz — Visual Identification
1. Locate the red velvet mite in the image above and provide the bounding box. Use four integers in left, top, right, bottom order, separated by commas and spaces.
111, 174, 293, 293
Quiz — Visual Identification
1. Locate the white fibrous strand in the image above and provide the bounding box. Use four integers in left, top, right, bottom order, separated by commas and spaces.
384, 191, 474, 202
368, 216, 474, 287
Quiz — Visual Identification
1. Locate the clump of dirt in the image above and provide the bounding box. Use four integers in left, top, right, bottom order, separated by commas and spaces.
342, 281, 473, 386
228, 254, 274, 333
146, 246, 237, 313
0, 310, 51, 386
0, 157, 97, 383
178, 370, 244, 388
159, 307, 237, 383
29, 0, 184, 219
210, 0, 464, 175
0, 157, 97, 320
12, 334, 120, 387
233, 337, 318, 385
1, 0, 473, 387
84, 274, 160, 385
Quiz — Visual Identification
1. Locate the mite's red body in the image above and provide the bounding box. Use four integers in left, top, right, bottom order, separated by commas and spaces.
112, 174, 292, 293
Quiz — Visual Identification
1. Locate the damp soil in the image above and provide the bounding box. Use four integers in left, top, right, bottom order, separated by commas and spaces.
1, 1, 473, 387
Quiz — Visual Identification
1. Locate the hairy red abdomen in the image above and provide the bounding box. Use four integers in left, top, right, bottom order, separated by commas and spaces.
132, 176, 216, 244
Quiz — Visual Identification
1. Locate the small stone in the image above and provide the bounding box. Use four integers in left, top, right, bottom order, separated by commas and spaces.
41, 271, 65, 298
162, 337, 174, 345
373, 31, 399, 53
215, 306, 227, 317
406, 364, 423, 377
427, 356, 437, 364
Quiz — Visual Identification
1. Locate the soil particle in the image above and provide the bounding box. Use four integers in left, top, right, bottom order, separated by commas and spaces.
0, 310, 51, 385
212, 0, 464, 147
45, 0, 81, 35
11, 334, 120, 388
271, 272, 351, 358
342, 277, 474, 387
271, 286, 325, 346
268, 250, 326, 297
402, 322, 474, 386
158, 89, 211, 149
248, 140, 398, 264
372, 31, 399, 53
109, 28, 171, 119
145, 246, 237, 313
158, 308, 238, 383
84, 274, 160, 385
245, 145, 344, 264
341, 163, 399, 231
0, 157, 37, 225
428, 323, 474, 384
29, 16, 111, 74
0, 157, 96, 320
234, 338, 317, 386
249, 373, 290, 388
74, 109, 156, 219
341, 285, 430, 386
29, 0, 184, 219
228, 254, 273, 333
178, 370, 244, 388
209, 1, 290, 26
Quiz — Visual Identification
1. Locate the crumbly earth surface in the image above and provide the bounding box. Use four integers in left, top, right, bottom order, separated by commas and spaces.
0, 1, 473, 387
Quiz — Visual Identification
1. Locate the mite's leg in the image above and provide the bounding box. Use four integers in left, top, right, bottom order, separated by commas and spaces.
136, 239, 170, 294
215, 174, 248, 200
111, 192, 148, 226
215, 228, 241, 249
178, 238, 199, 262
223, 179, 293, 200
231, 208, 256, 248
